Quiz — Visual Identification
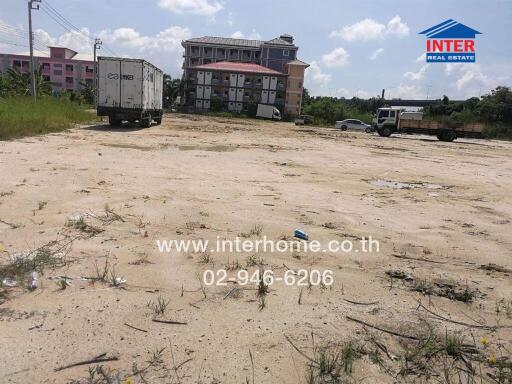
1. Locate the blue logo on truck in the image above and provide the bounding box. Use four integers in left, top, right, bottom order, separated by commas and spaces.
419, 19, 481, 63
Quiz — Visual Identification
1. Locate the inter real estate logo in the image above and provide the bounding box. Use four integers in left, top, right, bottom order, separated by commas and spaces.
419, 19, 481, 63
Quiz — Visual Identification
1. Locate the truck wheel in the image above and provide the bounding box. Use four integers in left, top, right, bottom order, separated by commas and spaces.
365, 127, 372, 133
109, 116, 121, 126
341, 125, 347, 131
139, 115, 151, 128
155, 117, 162, 125
380, 126, 392, 137
438, 130, 456, 142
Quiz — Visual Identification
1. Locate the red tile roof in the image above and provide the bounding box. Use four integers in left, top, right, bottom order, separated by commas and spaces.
193, 61, 285, 75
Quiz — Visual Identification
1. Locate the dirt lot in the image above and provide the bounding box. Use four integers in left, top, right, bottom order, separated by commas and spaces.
1, 114, 511, 383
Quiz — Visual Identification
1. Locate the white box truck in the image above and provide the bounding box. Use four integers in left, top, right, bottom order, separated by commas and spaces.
97, 57, 164, 128
256, 104, 281, 120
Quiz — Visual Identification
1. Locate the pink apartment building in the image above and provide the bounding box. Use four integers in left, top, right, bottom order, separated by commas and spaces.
0, 46, 95, 93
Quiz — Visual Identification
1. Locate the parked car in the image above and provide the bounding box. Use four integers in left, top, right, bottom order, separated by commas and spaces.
294, 115, 314, 125
334, 119, 372, 132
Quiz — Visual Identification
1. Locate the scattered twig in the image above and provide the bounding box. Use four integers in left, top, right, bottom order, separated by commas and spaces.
283, 264, 297, 275
346, 316, 419, 340
249, 350, 255, 384
391, 253, 446, 264
175, 357, 193, 371
284, 334, 317, 365
152, 319, 188, 325
54, 353, 119, 372
223, 286, 238, 300
124, 323, 148, 333
344, 299, 379, 306
417, 302, 512, 330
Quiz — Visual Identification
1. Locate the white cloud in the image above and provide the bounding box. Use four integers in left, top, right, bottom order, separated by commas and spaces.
305, 61, 332, 94
336, 88, 373, 99
404, 64, 430, 81
226, 11, 234, 26
444, 64, 502, 95
386, 16, 409, 37
369, 47, 384, 60
390, 84, 426, 99
322, 47, 349, 67
231, 30, 261, 40
99, 26, 191, 53
56, 28, 93, 53
158, 0, 223, 16
416, 53, 426, 63
330, 15, 409, 42
34, 28, 56, 47
330, 18, 384, 41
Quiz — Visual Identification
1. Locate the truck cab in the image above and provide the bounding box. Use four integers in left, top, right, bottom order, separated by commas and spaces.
372, 108, 401, 137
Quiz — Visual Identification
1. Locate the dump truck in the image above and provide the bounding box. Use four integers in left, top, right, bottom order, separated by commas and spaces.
97, 57, 164, 128
372, 108, 484, 142
256, 104, 282, 120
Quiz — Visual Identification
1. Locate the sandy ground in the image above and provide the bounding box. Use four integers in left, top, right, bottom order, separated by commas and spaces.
1, 114, 511, 383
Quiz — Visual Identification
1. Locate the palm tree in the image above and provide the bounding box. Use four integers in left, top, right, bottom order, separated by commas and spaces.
4, 66, 52, 97
163, 74, 182, 108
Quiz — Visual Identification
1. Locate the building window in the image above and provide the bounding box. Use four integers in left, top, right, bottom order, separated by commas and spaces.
54, 70, 63, 76
65, 64, 73, 72
53, 63, 62, 68
283, 49, 290, 57
66, 77, 73, 84
43, 75, 50, 82
12, 60, 21, 68
42, 63, 50, 70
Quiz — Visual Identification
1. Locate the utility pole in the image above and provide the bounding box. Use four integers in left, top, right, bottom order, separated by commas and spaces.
93, 38, 102, 106
28, 0, 41, 100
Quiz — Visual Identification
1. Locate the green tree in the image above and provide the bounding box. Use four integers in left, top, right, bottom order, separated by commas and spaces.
477, 86, 512, 123
79, 81, 94, 105
302, 97, 346, 124
163, 74, 184, 108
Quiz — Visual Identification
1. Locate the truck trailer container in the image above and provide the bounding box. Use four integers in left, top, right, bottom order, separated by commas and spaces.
97, 57, 164, 128
256, 104, 282, 120
372, 108, 485, 142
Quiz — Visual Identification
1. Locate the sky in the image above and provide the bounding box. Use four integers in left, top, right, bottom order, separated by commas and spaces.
1, 0, 511, 100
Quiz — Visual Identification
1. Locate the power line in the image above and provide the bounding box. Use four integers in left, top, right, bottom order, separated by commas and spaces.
0, 29, 48, 52
39, 1, 119, 57
0, 25, 47, 49
44, 1, 92, 40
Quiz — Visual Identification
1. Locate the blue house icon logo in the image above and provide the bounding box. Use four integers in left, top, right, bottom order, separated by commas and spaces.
419, 20, 482, 63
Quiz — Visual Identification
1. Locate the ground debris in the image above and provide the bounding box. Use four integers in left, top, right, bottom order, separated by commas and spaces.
480, 263, 511, 273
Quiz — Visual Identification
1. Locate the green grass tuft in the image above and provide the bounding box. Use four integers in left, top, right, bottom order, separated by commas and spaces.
0, 97, 95, 140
